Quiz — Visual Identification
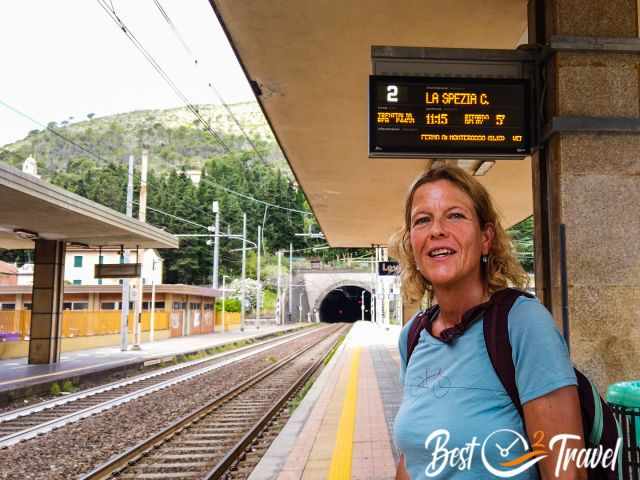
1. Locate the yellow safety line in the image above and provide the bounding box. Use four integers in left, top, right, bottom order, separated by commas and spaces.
328, 346, 362, 480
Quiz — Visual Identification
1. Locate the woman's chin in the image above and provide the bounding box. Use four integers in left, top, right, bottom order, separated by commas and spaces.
427, 275, 458, 290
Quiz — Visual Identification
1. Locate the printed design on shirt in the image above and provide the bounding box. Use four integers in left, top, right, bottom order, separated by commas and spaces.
405, 367, 504, 400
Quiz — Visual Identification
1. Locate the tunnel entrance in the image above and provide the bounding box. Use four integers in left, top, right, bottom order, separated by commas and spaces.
319, 285, 371, 323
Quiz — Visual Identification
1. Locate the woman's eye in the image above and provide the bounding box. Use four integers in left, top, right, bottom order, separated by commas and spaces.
413, 216, 429, 226
449, 212, 465, 220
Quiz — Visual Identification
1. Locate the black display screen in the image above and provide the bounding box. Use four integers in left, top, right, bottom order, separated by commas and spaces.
369, 76, 531, 157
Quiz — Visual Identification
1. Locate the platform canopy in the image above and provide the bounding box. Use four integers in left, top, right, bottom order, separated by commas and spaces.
208, 0, 532, 247
0, 162, 179, 250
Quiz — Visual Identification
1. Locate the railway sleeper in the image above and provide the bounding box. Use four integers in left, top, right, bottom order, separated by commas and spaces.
159, 453, 225, 459
118, 472, 202, 479
136, 461, 212, 469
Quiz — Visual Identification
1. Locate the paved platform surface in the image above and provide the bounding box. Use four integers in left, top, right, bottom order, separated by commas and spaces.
249, 320, 402, 480
0, 322, 309, 397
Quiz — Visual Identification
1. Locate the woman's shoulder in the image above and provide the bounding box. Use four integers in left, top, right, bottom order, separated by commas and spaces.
507, 293, 569, 351
507, 294, 554, 327
398, 310, 426, 360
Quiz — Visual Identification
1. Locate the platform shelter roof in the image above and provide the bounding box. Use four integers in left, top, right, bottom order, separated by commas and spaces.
208, 0, 532, 247
0, 162, 179, 250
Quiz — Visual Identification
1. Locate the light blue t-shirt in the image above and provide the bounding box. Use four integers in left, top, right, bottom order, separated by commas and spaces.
393, 296, 577, 479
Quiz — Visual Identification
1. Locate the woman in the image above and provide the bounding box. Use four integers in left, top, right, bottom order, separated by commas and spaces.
391, 166, 585, 479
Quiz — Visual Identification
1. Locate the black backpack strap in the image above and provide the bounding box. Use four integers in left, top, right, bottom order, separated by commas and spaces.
406, 306, 438, 367
482, 288, 533, 417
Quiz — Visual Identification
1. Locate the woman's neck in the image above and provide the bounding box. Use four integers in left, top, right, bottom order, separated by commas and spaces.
434, 282, 489, 329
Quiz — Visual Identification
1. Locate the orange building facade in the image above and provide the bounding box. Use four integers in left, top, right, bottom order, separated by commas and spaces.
0, 284, 240, 359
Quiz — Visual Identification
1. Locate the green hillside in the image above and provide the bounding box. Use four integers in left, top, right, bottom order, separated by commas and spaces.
0, 102, 288, 176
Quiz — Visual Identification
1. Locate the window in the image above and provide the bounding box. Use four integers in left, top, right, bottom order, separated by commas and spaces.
154, 301, 165, 310
23, 303, 32, 310
190, 303, 201, 310
204, 304, 213, 311
119, 279, 123, 285
72, 302, 88, 311
63, 302, 72, 310
73, 279, 81, 285
173, 302, 186, 310
98, 255, 104, 264
101, 302, 117, 310
98, 279, 102, 285
74, 256, 83, 268
0, 303, 16, 311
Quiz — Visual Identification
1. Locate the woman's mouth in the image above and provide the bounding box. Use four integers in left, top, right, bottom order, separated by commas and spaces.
428, 247, 456, 258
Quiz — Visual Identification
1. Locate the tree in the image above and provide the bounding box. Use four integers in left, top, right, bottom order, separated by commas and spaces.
508, 216, 534, 273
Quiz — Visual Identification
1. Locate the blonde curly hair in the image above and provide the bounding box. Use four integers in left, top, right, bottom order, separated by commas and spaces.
389, 165, 528, 304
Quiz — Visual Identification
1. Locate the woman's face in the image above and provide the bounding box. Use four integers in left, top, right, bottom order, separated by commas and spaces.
409, 180, 493, 292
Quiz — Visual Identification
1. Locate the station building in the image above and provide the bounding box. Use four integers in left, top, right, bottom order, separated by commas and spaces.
0, 283, 240, 359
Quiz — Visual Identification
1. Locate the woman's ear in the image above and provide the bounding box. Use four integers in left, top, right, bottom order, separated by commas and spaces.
481, 223, 495, 255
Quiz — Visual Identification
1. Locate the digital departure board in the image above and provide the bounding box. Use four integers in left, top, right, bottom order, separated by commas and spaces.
369, 76, 531, 158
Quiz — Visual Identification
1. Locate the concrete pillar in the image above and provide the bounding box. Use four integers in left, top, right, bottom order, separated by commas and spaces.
15, 293, 23, 310
530, 0, 640, 392
402, 299, 421, 326
28, 240, 66, 364
185, 295, 190, 336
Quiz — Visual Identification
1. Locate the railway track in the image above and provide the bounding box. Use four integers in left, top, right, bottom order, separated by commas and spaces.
81, 324, 347, 480
0, 325, 324, 448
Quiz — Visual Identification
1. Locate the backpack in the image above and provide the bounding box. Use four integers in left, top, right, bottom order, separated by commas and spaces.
406, 288, 623, 480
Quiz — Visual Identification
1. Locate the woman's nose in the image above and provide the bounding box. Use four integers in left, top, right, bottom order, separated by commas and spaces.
429, 218, 446, 238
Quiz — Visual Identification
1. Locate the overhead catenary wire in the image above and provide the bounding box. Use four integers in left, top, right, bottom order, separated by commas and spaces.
151, 0, 268, 164
198, 175, 312, 216
96, 1, 311, 219
0, 100, 114, 166
96, 0, 231, 154
134, 201, 209, 230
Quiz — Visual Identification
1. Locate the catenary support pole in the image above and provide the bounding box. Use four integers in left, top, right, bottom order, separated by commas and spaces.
276, 250, 282, 325
299, 292, 303, 322
241, 213, 247, 332
256, 225, 261, 329
150, 256, 158, 343
120, 154, 134, 351
288, 243, 293, 323
212, 201, 220, 289
133, 149, 148, 350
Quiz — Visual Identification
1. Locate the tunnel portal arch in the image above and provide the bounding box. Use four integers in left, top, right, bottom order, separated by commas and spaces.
315, 281, 372, 323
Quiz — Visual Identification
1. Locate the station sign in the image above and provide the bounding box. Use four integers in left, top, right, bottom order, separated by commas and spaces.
95, 263, 142, 279
378, 261, 400, 276
369, 76, 531, 158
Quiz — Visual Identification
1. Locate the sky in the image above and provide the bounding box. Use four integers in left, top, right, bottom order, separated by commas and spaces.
0, 1, 255, 146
